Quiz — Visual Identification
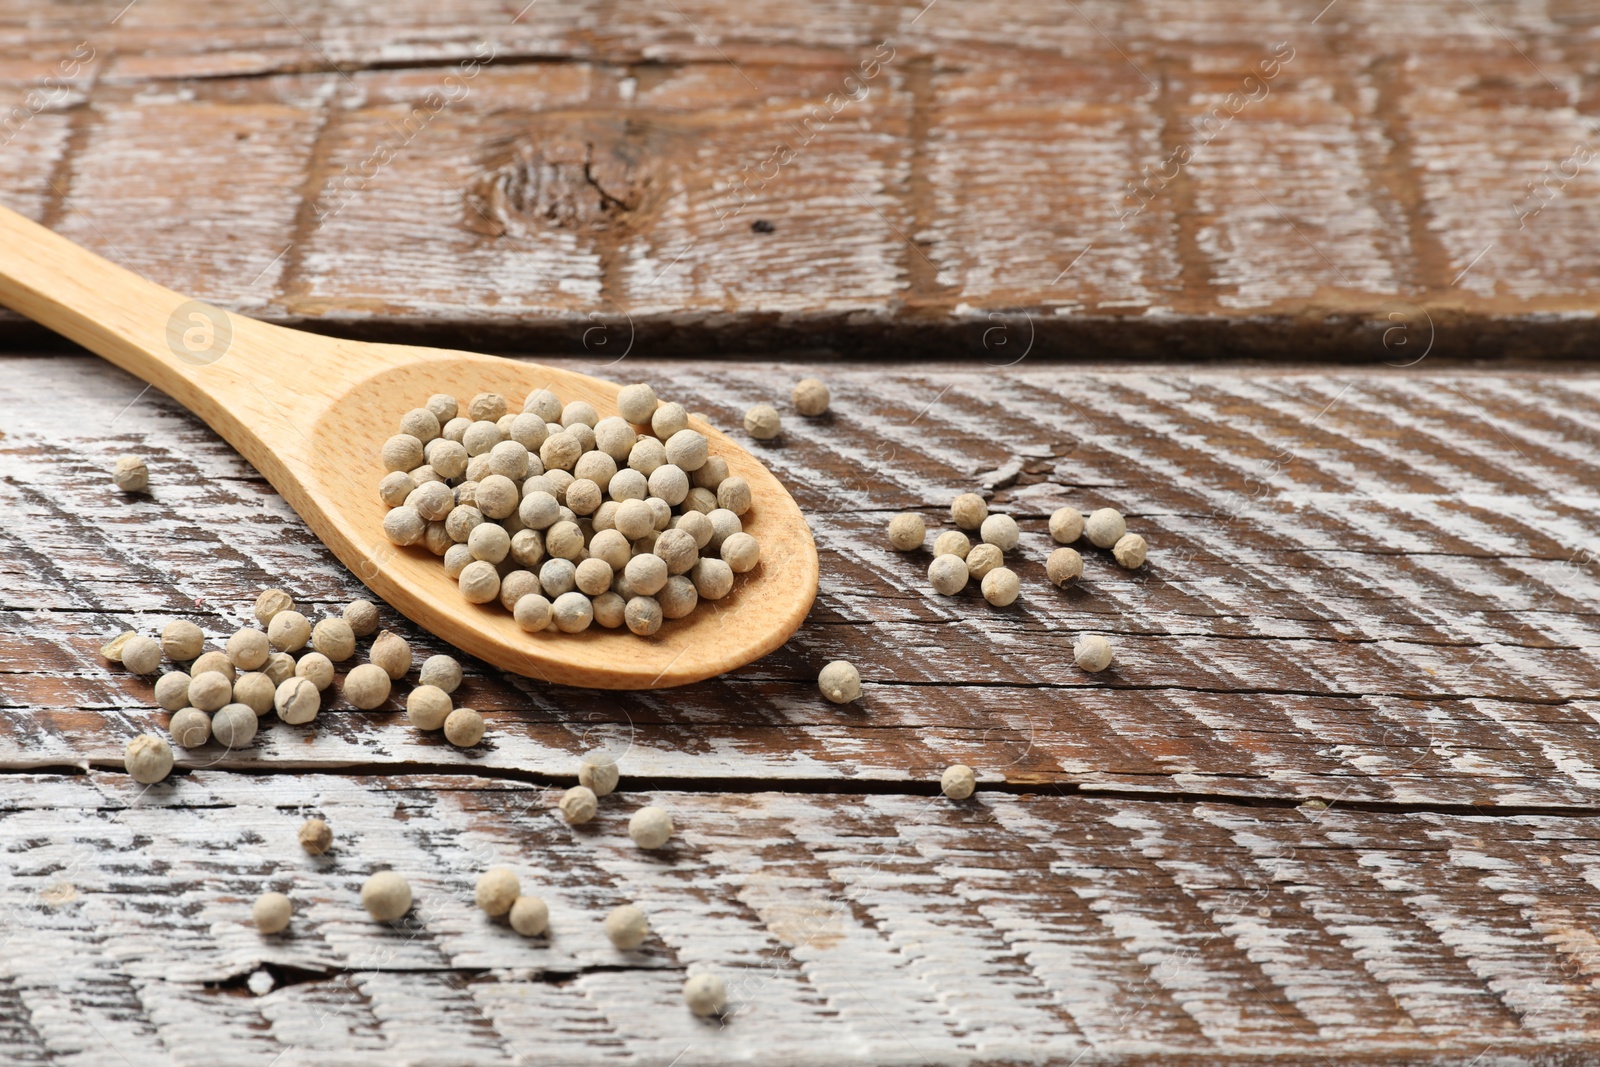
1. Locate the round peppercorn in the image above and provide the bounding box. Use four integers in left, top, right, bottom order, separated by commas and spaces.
792, 378, 830, 416
267, 610, 310, 653
125, 733, 173, 783
951, 493, 987, 530
168, 708, 211, 748
311, 618, 356, 662
160, 620, 205, 662
932, 530, 971, 560
818, 661, 861, 704
684, 974, 727, 1017
605, 904, 650, 949
979, 514, 1019, 551
941, 764, 976, 800
1113, 532, 1148, 569
475, 868, 520, 916
980, 567, 1020, 607
444, 707, 485, 747
1046, 547, 1083, 586
965, 543, 1004, 580
406, 685, 452, 730
628, 806, 674, 850
510, 896, 549, 936
1049, 507, 1084, 544
928, 554, 969, 595
1074, 633, 1114, 672
888, 513, 926, 551
298, 817, 333, 855
343, 663, 392, 710
1085, 507, 1127, 549
559, 785, 598, 824
252, 892, 293, 934
361, 871, 413, 922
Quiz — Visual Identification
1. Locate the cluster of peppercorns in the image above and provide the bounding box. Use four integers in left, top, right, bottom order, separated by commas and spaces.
108, 588, 477, 782
378, 385, 764, 637
886, 496, 1148, 674
247, 758, 723, 1016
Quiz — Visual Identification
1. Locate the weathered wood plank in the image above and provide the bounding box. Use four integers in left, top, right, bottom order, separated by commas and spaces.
5, 771, 1600, 1063
3, 357, 1599, 813
4, 1, 1600, 355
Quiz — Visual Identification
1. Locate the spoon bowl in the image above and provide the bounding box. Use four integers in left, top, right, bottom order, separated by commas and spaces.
0, 206, 818, 688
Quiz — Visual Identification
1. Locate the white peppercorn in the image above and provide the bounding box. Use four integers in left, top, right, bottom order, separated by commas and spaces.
459, 560, 501, 604
193, 651, 235, 681
578, 750, 620, 796
120, 635, 162, 675
1074, 633, 1114, 672
425, 437, 469, 479
647, 464, 689, 505
509, 895, 548, 936
652, 527, 697, 576
408, 480, 454, 522
407, 685, 452, 730
442, 416, 470, 443
664, 428, 708, 471
951, 493, 987, 530
381, 434, 424, 472
605, 904, 650, 949
981, 567, 1020, 607
154, 671, 191, 711
928, 554, 969, 595
233, 671, 277, 714
683, 486, 717, 514
552, 591, 594, 633
168, 707, 211, 747
418, 654, 462, 693
475, 868, 520, 916
539, 558, 577, 597
560, 399, 598, 428
422, 520, 451, 556
1046, 547, 1083, 586
539, 431, 582, 473
564, 478, 602, 516
721, 532, 761, 573
594, 416, 637, 461
818, 660, 861, 704
932, 530, 971, 560
212, 703, 258, 748
1085, 507, 1127, 549
112, 454, 149, 492
624, 595, 663, 635
657, 575, 699, 619
569, 557, 610, 597
703, 508, 741, 553
980, 513, 1020, 551
253, 891, 292, 934
965, 542, 1004, 579
1049, 507, 1084, 544
343, 599, 379, 637
508, 411, 549, 453
462, 421, 503, 457
343, 663, 392, 710
364, 630, 408, 682
559, 785, 598, 824
691, 455, 730, 490
291, 652, 334, 693
399, 406, 440, 443
628, 436, 667, 475
379, 470, 415, 507
651, 401, 688, 439
125, 733, 173, 783
510, 529, 545, 570
523, 388, 562, 421
275, 677, 320, 725
474, 474, 519, 520
361, 871, 412, 922
684, 974, 727, 1017
1113, 532, 1148, 569
263, 652, 296, 686
744, 403, 780, 439
463, 452, 492, 481
469, 392, 509, 422
100, 630, 136, 662
427, 393, 459, 423
608, 467, 648, 502
888, 513, 925, 551
519, 490, 560, 530
267, 610, 310, 653
467, 522, 511, 564
614, 499, 654, 541
444, 543, 474, 578
383, 506, 425, 546
617, 383, 658, 424
675, 511, 714, 549
299, 818, 333, 855
629, 806, 674, 849
941, 764, 976, 800
308, 618, 354, 662
444, 707, 485, 746
187, 671, 232, 712
793, 377, 830, 416
573, 450, 617, 491
410, 462, 444, 485
161, 620, 204, 662
544, 520, 585, 561
716, 476, 751, 515
690, 558, 734, 600
486, 440, 529, 481
515, 593, 553, 632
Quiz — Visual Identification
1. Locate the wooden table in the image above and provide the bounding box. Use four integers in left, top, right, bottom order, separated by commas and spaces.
6, 1, 1600, 1064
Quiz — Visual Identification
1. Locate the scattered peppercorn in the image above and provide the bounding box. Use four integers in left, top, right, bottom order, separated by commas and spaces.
1085, 507, 1127, 549
579, 751, 620, 797
343, 663, 392, 710
509, 895, 549, 936
125, 733, 173, 783
252, 891, 292, 934
684, 974, 727, 1017
1113, 532, 1147, 569
120, 635, 162, 675
310, 618, 356, 662
1046, 547, 1083, 586
629, 806, 674, 850
559, 785, 598, 824
979, 514, 1019, 552
112, 454, 149, 493
274, 677, 320, 725
418, 654, 462, 693
168, 707, 211, 747
951, 493, 987, 530
443, 707, 485, 747
792, 378, 830, 416
475, 868, 520, 917
160, 621, 204, 662
818, 661, 861, 704
888, 513, 926, 551
361, 871, 413, 922
298, 817, 333, 855
1049, 507, 1083, 544
604, 904, 649, 949
941, 764, 976, 800
370, 630, 413, 680
212, 703, 258, 748
980, 567, 1020, 607
743, 404, 781, 440
343, 599, 380, 637
928, 554, 969, 595
1074, 633, 1114, 672
226, 628, 270, 670
254, 589, 294, 626
932, 530, 971, 560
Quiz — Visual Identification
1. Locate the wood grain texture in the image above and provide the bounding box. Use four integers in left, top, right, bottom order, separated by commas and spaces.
3, 0, 1600, 356
5, 772, 1600, 1064
4, 356, 1600, 807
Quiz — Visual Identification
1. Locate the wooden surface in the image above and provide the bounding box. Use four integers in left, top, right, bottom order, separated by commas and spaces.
5, 355, 1600, 1063
4, 0, 1600, 357
0, 204, 819, 686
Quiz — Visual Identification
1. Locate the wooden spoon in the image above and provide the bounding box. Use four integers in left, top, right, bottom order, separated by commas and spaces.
0, 206, 818, 689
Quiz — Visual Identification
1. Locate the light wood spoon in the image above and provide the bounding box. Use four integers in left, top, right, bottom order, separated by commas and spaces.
0, 206, 818, 689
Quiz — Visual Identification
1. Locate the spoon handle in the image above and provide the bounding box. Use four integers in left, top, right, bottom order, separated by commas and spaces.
0, 204, 330, 430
